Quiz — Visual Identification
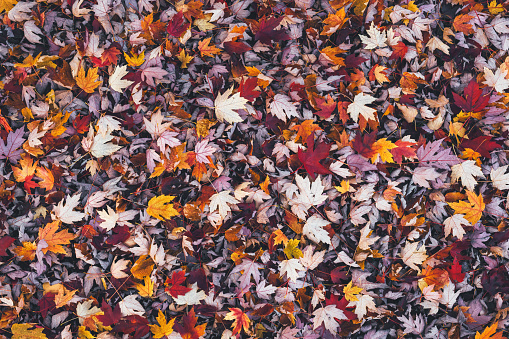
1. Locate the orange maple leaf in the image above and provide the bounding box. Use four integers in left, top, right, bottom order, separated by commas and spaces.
198, 37, 222, 57
291, 120, 322, 144
13, 153, 37, 182
224, 308, 250, 335
475, 322, 506, 339
448, 190, 485, 225
453, 14, 475, 35
36, 166, 54, 191
75, 66, 101, 93
38, 221, 76, 255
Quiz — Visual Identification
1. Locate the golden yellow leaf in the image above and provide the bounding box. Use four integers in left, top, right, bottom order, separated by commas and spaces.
13, 241, 37, 261
196, 119, 215, 138
0, 0, 17, 13
284, 239, 303, 259
448, 190, 485, 225
321, 46, 346, 66
371, 138, 396, 163
475, 322, 505, 339
136, 276, 154, 298
147, 195, 179, 220
12, 324, 47, 339
131, 255, 155, 280
272, 229, 288, 246
198, 37, 222, 57
149, 310, 175, 339
177, 49, 194, 68
489, 0, 504, 14
321, 8, 348, 36
13, 154, 37, 182
374, 65, 389, 84
343, 281, 363, 302
124, 51, 145, 67
75, 66, 101, 94
38, 221, 76, 255
54, 288, 77, 308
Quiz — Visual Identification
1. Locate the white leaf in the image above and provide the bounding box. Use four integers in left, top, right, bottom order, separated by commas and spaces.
426, 36, 449, 55
209, 191, 240, 219
348, 294, 377, 320
358, 223, 380, 251
291, 175, 327, 219
53, 194, 85, 224
312, 305, 347, 335
412, 167, 440, 188
360, 22, 387, 49
230, 259, 263, 290
443, 214, 469, 240
8, 2, 36, 22
269, 94, 299, 122
110, 257, 129, 279
347, 93, 377, 122
109, 65, 134, 93
451, 160, 485, 191
24, 21, 43, 44
491, 165, 509, 190
174, 283, 206, 305
256, 280, 277, 299
303, 215, 331, 244
483, 67, 509, 93
97, 115, 122, 135
119, 295, 145, 316
72, 0, 90, 17
194, 140, 216, 164
401, 241, 428, 272
91, 130, 122, 158
158, 130, 181, 150
300, 245, 325, 270
279, 259, 304, 282
439, 282, 460, 308
97, 206, 119, 231
76, 300, 102, 324
144, 111, 171, 138
93, 0, 111, 17
214, 87, 248, 123
491, 16, 509, 34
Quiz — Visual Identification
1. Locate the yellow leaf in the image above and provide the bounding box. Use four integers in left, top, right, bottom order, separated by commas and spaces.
272, 229, 288, 246
22, 107, 34, 122
13, 241, 37, 261
78, 326, 95, 339
13, 153, 38, 182
0, 0, 17, 13
196, 118, 215, 138
194, 15, 216, 31
76, 66, 101, 94
15, 53, 42, 68
374, 65, 390, 84
371, 138, 396, 163
54, 288, 77, 308
335, 180, 352, 194
131, 255, 155, 279
36, 166, 55, 191
177, 49, 194, 68
344, 281, 363, 302
149, 310, 175, 339
198, 37, 222, 57
489, 0, 504, 14
284, 239, 303, 259
124, 51, 145, 67
245, 66, 261, 76
448, 190, 485, 225
38, 220, 76, 255
224, 308, 251, 335
12, 324, 47, 339
475, 322, 505, 339
136, 276, 154, 297
147, 195, 179, 220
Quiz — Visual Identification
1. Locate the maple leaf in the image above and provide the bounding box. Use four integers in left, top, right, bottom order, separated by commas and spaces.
451, 160, 485, 191
131, 255, 155, 280
370, 138, 396, 163
13, 153, 37, 182
452, 80, 490, 113
75, 66, 101, 93
475, 322, 506, 339
302, 214, 331, 244
291, 120, 321, 143
165, 270, 192, 298
483, 67, 509, 93
360, 22, 387, 49
443, 214, 469, 240
173, 283, 206, 305
0, 0, 17, 13
299, 245, 325, 270
230, 259, 263, 289
53, 194, 85, 224
149, 310, 175, 338
343, 281, 363, 302
198, 37, 221, 57
177, 49, 194, 68
167, 11, 190, 37
448, 258, 466, 283
269, 94, 298, 122
416, 139, 460, 169
279, 258, 304, 282
298, 134, 331, 180
347, 92, 377, 122
136, 276, 154, 297
35, 166, 54, 191
312, 305, 347, 335
459, 136, 502, 158
321, 8, 348, 35
214, 87, 248, 123
391, 139, 417, 164
401, 241, 428, 272
491, 165, 509, 190
38, 220, 76, 254
314, 95, 337, 118
13, 241, 37, 261
54, 288, 77, 308
174, 308, 207, 339
448, 190, 485, 224
284, 239, 303, 259
453, 14, 474, 35
11, 324, 47, 339
254, 16, 290, 44
209, 190, 239, 219
90, 129, 122, 158
109, 65, 134, 93
0, 127, 24, 163
224, 308, 250, 335
147, 195, 179, 221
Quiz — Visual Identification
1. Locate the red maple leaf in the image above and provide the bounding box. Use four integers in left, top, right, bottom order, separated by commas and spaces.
73, 114, 91, 134
447, 258, 465, 283
167, 11, 189, 38
97, 301, 122, 327
165, 270, 191, 298
24, 175, 38, 192
459, 135, 501, 158
297, 134, 331, 180
452, 79, 490, 113
389, 41, 408, 60
174, 308, 207, 339
0, 236, 14, 256
254, 16, 290, 44
390, 139, 417, 164
352, 131, 377, 159
224, 41, 252, 54
239, 77, 261, 102
113, 315, 149, 339
314, 95, 336, 119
